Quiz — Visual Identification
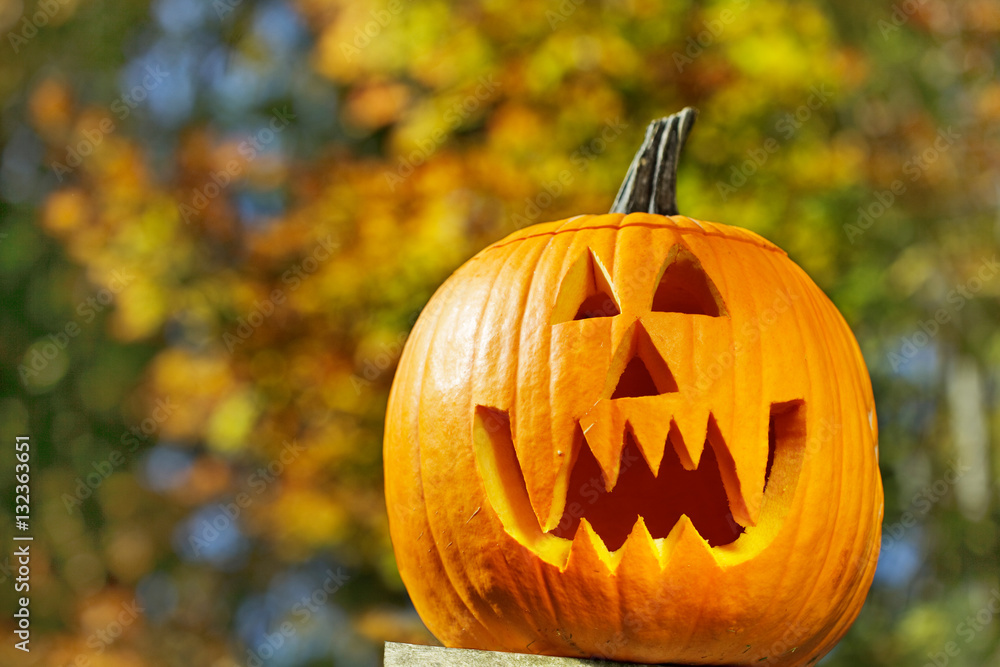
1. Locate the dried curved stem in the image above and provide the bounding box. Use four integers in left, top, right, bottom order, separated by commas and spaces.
610, 108, 698, 216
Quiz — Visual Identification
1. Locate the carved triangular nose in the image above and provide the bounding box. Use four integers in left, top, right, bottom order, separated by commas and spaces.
612, 356, 661, 398
605, 321, 677, 399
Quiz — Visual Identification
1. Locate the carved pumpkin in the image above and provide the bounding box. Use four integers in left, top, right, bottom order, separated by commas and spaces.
384, 109, 883, 666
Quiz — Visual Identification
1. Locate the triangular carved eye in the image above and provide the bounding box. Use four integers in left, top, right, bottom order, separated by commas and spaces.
551, 249, 621, 324
652, 245, 728, 317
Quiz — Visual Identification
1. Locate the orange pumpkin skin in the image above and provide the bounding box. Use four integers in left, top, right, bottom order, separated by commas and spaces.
386, 110, 882, 664
384, 212, 882, 666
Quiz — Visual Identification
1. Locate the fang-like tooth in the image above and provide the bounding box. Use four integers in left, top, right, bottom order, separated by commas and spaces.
566, 517, 618, 572
618, 516, 663, 570
579, 400, 628, 491
660, 514, 723, 572
625, 411, 673, 475
669, 403, 711, 470
713, 407, 770, 528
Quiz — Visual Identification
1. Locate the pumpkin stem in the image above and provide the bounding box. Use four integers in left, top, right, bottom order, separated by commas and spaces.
610, 107, 698, 217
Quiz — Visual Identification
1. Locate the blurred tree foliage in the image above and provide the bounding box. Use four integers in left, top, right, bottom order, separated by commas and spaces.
1, 0, 999, 665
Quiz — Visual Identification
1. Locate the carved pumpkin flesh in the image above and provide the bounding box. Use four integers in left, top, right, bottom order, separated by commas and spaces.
384, 110, 883, 666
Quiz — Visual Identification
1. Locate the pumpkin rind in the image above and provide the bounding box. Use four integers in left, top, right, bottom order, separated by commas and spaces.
384, 113, 882, 665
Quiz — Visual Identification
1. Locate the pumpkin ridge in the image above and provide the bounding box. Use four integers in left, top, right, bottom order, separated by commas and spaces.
478, 215, 786, 260
412, 278, 507, 649
766, 263, 849, 650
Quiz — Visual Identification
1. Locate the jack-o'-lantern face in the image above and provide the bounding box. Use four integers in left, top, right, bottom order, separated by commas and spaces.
471, 234, 810, 564
384, 113, 883, 667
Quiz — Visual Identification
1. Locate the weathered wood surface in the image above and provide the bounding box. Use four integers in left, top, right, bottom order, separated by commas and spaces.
384, 642, 659, 666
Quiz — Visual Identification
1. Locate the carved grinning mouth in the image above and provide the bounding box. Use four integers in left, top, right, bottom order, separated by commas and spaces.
551, 426, 742, 551
474, 400, 806, 555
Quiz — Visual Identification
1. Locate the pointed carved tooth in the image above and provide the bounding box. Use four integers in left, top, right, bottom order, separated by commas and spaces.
617, 516, 662, 573
510, 402, 565, 536
707, 395, 735, 447
708, 407, 760, 529
539, 424, 583, 532
669, 402, 710, 470
660, 514, 723, 573
477, 403, 575, 536
545, 315, 617, 531
474, 406, 546, 539
625, 411, 673, 476
717, 406, 771, 528
558, 520, 618, 630
608, 317, 640, 375
579, 400, 628, 491
565, 518, 616, 574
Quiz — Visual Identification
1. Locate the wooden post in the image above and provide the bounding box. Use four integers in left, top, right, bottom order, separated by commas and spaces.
384, 642, 668, 666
